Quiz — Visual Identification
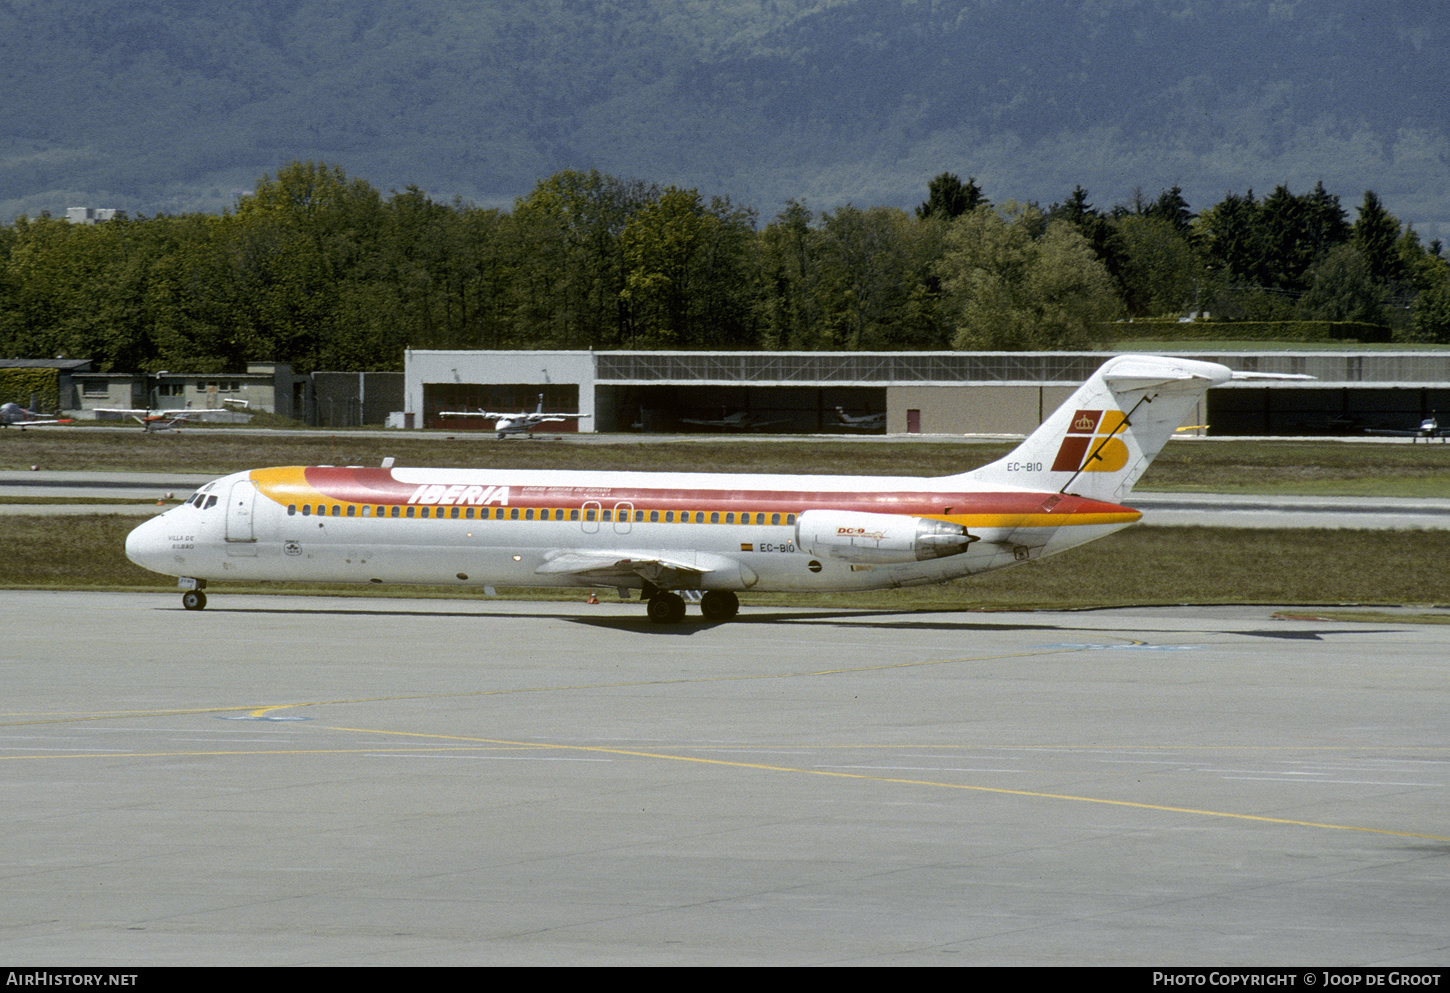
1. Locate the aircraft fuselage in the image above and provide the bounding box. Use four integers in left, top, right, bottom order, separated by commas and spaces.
125, 464, 1137, 594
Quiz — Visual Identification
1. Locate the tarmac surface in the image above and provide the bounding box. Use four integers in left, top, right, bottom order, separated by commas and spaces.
3, 592, 1447, 965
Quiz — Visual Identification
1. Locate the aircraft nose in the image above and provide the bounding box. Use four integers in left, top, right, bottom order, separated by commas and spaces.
125, 515, 172, 575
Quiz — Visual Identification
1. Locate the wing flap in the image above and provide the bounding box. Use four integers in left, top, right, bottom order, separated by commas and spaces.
535, 550, 757, 589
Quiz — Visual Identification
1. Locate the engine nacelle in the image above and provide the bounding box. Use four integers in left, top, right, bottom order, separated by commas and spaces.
795, 510, 976, 564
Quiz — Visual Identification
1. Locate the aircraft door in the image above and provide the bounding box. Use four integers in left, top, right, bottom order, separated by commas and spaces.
613, 501, 633, 535
225, 479, 259, 555
581, 500, 601, 535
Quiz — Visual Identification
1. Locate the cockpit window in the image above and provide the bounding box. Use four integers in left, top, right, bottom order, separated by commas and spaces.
204, 495, 217, 510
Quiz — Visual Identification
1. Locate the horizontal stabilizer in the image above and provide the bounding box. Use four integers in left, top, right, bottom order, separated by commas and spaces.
1103, 360, 1222, 392
1230, 371, 1315, 381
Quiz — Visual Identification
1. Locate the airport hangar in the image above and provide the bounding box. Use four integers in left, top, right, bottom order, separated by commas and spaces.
401, 349, 1450, 436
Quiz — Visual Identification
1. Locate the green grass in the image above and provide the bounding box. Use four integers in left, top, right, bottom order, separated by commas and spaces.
1135, 440, 1450, 496
9, 514, 1446, 610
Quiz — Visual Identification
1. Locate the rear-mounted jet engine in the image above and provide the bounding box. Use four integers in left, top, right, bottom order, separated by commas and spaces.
795, 510, 977, 565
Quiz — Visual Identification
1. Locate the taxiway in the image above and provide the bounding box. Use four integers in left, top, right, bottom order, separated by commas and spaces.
2, 592, 1446, 965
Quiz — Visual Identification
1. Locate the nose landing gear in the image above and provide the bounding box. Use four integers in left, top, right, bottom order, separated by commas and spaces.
179, 578, 208, 610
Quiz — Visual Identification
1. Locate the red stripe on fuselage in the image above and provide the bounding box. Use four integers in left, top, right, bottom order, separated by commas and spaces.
295, 466, 1133, 519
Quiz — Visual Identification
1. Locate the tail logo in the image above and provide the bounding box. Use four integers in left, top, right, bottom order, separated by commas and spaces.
1051, 410, 1130, 473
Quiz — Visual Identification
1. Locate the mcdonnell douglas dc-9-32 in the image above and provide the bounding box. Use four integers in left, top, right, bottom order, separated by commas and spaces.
125, 355, 1262, 622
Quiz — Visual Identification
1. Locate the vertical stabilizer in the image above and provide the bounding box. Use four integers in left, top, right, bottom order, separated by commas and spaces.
960, 355, 1232, 503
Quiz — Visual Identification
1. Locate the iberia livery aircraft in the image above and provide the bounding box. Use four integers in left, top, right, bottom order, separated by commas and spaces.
125, 355, 1234, 622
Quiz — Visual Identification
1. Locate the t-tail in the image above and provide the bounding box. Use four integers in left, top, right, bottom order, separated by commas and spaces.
959, 355, 1233, 503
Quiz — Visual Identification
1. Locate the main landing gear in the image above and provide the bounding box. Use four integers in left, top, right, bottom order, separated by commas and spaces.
646, 591, 687, 624
644, 589, 740, 624
699, 590, 739, 622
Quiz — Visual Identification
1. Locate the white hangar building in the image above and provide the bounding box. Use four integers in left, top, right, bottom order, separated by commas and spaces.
401, 349, 1450, 437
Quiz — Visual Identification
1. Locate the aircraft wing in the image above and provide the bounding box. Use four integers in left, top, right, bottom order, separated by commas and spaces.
1, 412, 73, 426
437, 411, 589, 420
534, 550, 757, 589
1229, 372, 1316, 381
534, 551, 707, 584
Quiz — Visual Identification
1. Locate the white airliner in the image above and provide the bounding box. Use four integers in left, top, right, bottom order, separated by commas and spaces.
438, 394, 591, 438
125, 355, 1240, 622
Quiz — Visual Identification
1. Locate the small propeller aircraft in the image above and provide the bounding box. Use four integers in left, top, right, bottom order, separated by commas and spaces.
680, 409, 793, 431
833, 406, 887, 431
0, 402, 74, 428
95, 399, 251, 432
438, 395, 591, 439
1366, 414, 1449, 443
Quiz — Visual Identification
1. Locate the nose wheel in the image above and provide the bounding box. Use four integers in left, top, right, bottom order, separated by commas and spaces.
181, 590, 208, 611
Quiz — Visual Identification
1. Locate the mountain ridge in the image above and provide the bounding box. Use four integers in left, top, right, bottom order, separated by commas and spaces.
2, 0, 1445, 237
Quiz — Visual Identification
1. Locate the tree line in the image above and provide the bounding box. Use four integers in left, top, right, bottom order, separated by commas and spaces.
2, 162, 1447, 373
